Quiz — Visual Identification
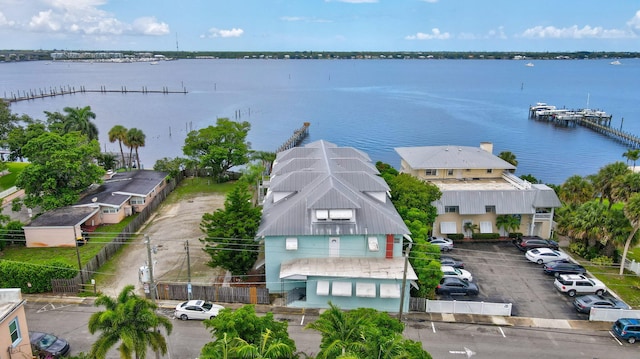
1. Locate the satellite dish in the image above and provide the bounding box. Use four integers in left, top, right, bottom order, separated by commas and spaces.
92, 197, 98, 202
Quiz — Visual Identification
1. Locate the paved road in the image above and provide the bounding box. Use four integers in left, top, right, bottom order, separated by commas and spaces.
24, 300, 639, 359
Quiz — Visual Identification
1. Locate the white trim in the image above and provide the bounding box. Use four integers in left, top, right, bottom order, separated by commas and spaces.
440, 221, 457, 234
380, 283, 401, 298
316, 280, 329, 296
332, 281, 352, 296
480, 221, 493, 233
368, 237, 379, 251
356, 282, 376, 298
285, 237, 298, 250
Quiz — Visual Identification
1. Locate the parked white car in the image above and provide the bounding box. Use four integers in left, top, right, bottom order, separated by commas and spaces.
175, 300, 224, 320
427, 236, 454, 251
441, 265, 473, 281
525, 247, 569, 264
554, 274, 608, 297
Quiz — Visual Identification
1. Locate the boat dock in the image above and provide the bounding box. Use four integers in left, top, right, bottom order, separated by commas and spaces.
276, 122, 310, 152
529, 103, 640, 148
3, 85, 187, 104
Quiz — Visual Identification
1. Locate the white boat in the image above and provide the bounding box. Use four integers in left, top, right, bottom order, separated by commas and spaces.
610, 60, 622, 65
150, 61, 159, 65
525, 62, 534, 67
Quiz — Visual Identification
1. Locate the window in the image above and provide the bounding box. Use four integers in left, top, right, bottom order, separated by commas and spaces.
131, 196, 145, 205
367, 237, 379, 251
329, 209, 353, 220
316, 210, 329, 220
285, 238, 298, 250
356, 282, 376, 298
447, 169, 454, 176
332, 282, 352, 297
316, 280, 330, 296
485, 206, 495, 213
445, 206, 458, 213
440, 222, 457, 234
480, 221, 493, 233
425, 169, 437, 176
380, 283, 401, 298
102, 207, 118, 214
9, 317, 21, 346
487, 169, 493, 174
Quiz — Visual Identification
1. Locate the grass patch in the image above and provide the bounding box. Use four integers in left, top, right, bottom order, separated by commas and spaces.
583, 263, 640, 307
0, 162, 29, 191
165, 177, 234, 203
625, 247, 640, 263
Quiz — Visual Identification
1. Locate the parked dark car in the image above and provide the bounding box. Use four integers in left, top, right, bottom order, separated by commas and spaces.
573, 294, 630, 313
612, 318, 640, 344
512, 236, 559, 252
440, 255, 464, 269
435, 277, 479, 296
543, 261, 586, 277
30, 332, 71, 359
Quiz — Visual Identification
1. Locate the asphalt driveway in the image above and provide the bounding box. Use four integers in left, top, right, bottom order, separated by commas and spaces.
439, 241, 586, 320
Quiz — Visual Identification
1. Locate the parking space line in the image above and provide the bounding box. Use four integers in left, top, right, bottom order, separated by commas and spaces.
609, 331, 623, 346
431, 322, 436, 333
300, 315, 305, 325
498, 327, 506, 338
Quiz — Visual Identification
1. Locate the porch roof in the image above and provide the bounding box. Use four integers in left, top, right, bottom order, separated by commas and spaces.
279, 257, 417, 281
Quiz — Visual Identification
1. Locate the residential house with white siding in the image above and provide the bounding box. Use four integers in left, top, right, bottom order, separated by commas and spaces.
258, 140, 417, 311
395, 142, 561, 239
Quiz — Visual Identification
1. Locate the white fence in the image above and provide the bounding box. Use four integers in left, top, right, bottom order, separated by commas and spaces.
0, 186, 17, 199
410, 298, 512, 316
624, 258, 640, 276
589, 307, 640, 322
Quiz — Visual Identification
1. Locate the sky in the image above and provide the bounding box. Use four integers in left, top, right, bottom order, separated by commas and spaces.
1, 0, 639, 52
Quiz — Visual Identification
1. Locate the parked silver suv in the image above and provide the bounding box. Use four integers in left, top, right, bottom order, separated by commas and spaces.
553, 274, 607, 297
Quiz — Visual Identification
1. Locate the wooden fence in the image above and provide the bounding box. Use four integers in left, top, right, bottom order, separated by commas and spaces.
51, 173, 182, 294
156, 282, 270, 305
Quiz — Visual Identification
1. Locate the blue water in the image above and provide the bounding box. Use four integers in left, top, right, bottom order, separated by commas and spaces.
2, 58, 639, 184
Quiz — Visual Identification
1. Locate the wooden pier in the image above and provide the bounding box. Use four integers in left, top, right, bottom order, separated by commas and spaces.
3, 85, 187, 104
276, 122, 310, 152
529, 103, 640, 148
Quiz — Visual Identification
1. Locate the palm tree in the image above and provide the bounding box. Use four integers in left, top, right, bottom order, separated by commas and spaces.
622, 149, 640, 170
62, 106, 99, 140
108, 125, 128, 170
231, 329, 295, 359
560, 175, 594, 206
88, 285, 173, 359
126, 128, 146, 170
498, 151, 518, 171
495, 215, 521, 236
619, 193, 640, 275
305, 302, 368, 358
591, 161, 630, 208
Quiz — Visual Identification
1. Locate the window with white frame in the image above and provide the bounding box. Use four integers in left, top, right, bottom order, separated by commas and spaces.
102, 207, 118, 214
332, 281, 352, 296
356, 282, 376, 298
316, 209, 329, 220
480, 221, 493, 233
316, 280, 329, 296
380, 283, 401, 298
130, 196, 145, 205
444, 206, 458, 213
485, 205, 496, 213
285, 238, 298, 250
440, 222, 457, 234
447, 169, 454, 176
368, 237, 379, 251
425, 169, 437, 176
9, 317, 21, 346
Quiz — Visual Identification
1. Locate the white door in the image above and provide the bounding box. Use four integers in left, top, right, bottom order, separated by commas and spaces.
329, 237, 340, 257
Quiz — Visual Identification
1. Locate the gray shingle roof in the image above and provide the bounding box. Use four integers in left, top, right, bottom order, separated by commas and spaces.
434, 187, 561, 215
28, 207, 99, 227
257, 140, 408, 237
395, 145, 516, 170
75, 170, 167, 206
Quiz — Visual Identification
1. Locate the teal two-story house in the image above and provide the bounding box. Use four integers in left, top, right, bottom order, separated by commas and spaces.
257, 140, 417, 312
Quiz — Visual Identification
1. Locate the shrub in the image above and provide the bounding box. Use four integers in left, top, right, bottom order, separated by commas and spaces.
569, 242, 588, 257
446, 233, 464, 240
471, 233, 500, 240
509, 232, 523, 239
591, 255, 614, 266
0, 260, 77, 293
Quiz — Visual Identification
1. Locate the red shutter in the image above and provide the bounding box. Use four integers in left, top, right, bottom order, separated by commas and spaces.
386, 234, 394, 258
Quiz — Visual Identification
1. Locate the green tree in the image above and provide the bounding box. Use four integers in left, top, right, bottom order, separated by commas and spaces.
125, 128, 146, 169
592, 161, 630, 208
410, 242, 443, 298
620, 193, 640, 275
230, 329, 295, 359
250, 150, 276, 175
61, 106, 99, 140
559, 175, 594, 206
200, 182, 262, 275
495, 215, 521, 235
498, 151, 518, 170
388, 173, 441, 225
622, 149, 640, 170
519, 174, 540, 184
97, 152, 118, 171
183, 118, 251, 182
16, 132, 105, 210
6, 121, 47, 161
109, 125, 128, 170
153, 157, 185, 179
611, 172, 640, 204
88, 285, 173, 359
202, 305, 296, 358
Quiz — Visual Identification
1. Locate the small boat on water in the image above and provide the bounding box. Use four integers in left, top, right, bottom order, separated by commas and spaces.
610, 60, 622, 65
150, 61, 159, 65
525, 62, 534, 67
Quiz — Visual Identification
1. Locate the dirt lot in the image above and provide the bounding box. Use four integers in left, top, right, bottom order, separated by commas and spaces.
98, 193, 227, 297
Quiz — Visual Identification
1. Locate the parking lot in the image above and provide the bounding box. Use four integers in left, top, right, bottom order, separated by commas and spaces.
438, 241, 588, 320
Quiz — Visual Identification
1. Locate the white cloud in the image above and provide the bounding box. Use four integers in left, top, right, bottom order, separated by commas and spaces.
628, 10, 640, 30
132, 17, 169, 36
520, 25, 632, 39
405, 28, 451, 40
0, 11, 16, 27
205, 27, 244, 38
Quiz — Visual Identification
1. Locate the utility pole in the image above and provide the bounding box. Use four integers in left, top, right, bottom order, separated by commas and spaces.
398, 240, 412, 322
185, 240, 192, 300
145, 235, 156, 303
